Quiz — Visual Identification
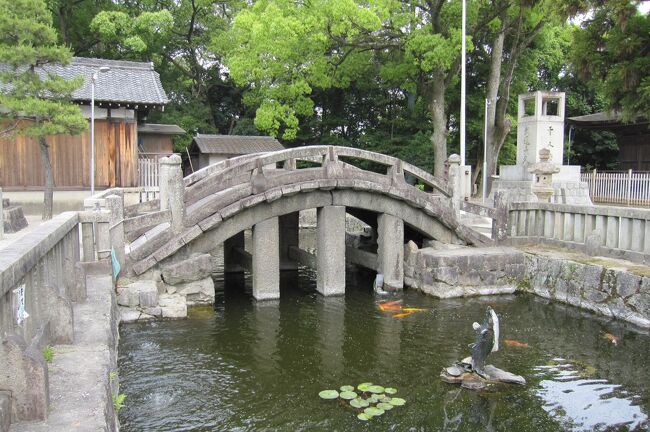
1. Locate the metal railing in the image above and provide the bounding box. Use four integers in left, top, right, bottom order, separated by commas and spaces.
581, 169, 650, 206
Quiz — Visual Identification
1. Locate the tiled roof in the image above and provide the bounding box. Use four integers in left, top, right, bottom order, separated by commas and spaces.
192, 134, 284, 155
138, 123, 186, 135
40, 57, 169, 106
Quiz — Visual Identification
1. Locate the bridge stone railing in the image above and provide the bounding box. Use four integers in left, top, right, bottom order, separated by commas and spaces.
506, 202, 650, 264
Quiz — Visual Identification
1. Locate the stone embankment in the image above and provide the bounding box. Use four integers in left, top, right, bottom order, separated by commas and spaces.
118, 253, 215, 322
404, 242, 650, 328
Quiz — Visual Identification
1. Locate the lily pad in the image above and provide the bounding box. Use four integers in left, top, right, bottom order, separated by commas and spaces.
384, 387, 397, 394
319, 390, 339, 400
364, 406, 385, 417
377, 402, 394, 411
340, 391, 357, 400
340, 385, 354, 392
369, 394, 380, 403
350, 398, 369, 409
380, 396, 391, 403
357, 382, 373, 392
389, 397, 406, 406
368, 385, 385, 394
357, 413, 371, 421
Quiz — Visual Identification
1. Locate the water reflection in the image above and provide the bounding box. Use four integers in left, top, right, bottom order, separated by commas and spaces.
535, 359, 648, 431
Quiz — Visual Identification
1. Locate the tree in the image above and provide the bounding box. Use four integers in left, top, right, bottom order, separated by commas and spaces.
89, 0, 249, 151
218, 0, 490, 176
0, 0, 87, 219
572, 1, 649, 121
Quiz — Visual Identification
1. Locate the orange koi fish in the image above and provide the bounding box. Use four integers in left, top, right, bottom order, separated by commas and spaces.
392, 312, 414, 319
504, 339, 530, 348
378, 300, 403, 312
602, 332, 619, 346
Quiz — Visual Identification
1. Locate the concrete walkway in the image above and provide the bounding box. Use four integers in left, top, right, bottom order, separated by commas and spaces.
11, 274, 119, 432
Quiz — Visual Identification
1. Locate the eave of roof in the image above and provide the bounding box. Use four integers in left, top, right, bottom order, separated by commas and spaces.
568, 111, 649, 130
138, 123, 186, 135
191, 134, 284, 155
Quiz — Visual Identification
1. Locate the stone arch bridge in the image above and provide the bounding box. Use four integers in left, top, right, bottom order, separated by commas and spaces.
120, 146, 489, 299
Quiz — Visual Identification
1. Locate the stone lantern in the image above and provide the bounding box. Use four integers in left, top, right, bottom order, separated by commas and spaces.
528, 148, 559, 202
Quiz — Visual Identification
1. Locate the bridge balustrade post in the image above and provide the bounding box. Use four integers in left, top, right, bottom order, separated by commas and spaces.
105, 195, 125, 267
377, 213, 404, 290
159, 154, 185, 233
252, 217, 280, 300
317, 206, 346, 296
448, 154, 462, 219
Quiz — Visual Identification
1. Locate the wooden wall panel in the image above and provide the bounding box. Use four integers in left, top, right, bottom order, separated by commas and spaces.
0, 119, 139, 190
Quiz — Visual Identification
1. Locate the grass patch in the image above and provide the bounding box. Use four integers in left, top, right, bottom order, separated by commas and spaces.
112, 393, 126, 411
42, 346, 54, 363
109, 371, 118, 382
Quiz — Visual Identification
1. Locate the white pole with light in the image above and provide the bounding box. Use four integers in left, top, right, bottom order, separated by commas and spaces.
460, 0, 466, 167
482, 98, 489, 203
90, 66, 110, 197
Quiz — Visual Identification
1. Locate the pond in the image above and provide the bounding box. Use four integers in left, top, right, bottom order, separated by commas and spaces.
119, 266, 650, 431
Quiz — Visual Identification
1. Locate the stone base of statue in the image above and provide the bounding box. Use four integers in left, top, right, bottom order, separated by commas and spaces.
440, 357, 526, 390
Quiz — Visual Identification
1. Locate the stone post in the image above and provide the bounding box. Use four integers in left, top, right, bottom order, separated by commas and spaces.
317, 206, 346, 296
105, 194, 125, 268
448, 154, 462, 218
377, 213, 404, 290
159, 155, 185, 233
95, 210, 112, 260
491, 191, 508, 242
279, 212, 300, 270
252, 217, 280, 300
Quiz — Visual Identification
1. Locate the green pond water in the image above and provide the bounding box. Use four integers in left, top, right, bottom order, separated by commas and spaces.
119, 267, 650, 431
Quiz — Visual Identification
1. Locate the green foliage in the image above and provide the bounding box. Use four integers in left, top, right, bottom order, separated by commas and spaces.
112, 393, 126, 411
90, 10, 173, 55
42, 346, 54, 363
572, 2, 650, 121
109, 371, 118, 382
0, 0, 87, 137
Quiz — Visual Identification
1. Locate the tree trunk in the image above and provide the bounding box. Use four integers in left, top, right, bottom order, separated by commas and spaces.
484, 17, 507, 193
430, 74, 448, 178
38, 136, 54, 220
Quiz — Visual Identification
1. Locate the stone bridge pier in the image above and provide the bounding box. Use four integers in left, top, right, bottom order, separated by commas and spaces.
227, 204, 405, 300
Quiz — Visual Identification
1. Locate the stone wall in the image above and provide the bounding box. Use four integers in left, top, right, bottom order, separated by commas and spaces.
405, 243, 650, 328
404, 243, 522, 298
521, 251, 650, 328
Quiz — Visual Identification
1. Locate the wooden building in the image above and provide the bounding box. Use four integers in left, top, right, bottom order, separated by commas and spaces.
0, 57, 177, 190
568, 112, 650, 171
187, 134, 284, 172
